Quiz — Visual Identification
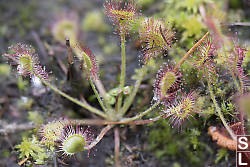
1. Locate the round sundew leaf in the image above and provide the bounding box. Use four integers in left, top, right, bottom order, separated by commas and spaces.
160, 71, 176, 97
63, 134, 86, 155
3, 43, 49, 81
41, 121, 65, 146
110, 9, 135, 20
183, 98, 192, 110
163, 92, 199, 127
104, 0, 138, 34
19, 54, 33, 74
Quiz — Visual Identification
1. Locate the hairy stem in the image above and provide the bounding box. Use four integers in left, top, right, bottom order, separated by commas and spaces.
40, 78, 107, 119
89, 78, 107, 113
120, 66, 147, 116
174, 32, 209, 71
231, 71, 241, 93
91, 78, 114, 112
76, 117, 162, 125
120, 101, 160, 123
237, 71, 245, 95
205, 69, 236, 140
117, 32, 126, 111
85, 125, 114, 150
232, 71, 246, 134
0, 116, 162, 136
94, 78, 107, 97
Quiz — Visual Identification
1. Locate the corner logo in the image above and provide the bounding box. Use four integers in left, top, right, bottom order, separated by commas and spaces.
237, 135, 250, 166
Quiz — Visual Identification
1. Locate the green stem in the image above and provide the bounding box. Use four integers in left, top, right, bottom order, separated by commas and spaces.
89, 78, 107, 113
73, 47, 113, 112
94, 78, 107, 98
120, 66, 147, 116
231, 71, 241, 93
205, 69, 236, 140
237, 71, 245, 95
231, 52, 244, 95
40, 78, 107, 119
117, 32, 126, 111
120, 101, 160, 123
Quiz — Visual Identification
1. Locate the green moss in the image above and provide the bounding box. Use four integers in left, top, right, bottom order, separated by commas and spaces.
0, 64, 11, 77
15, 136, 49, 165
98, 36, 106, 46
28, 111, 44, 125
136, 0, 157, 9
147, 120, 212, 166
0, 25, 8, 36
181, 63, 202, 89
182, 15, 204, 39
215, 148, 228, 164
81, 11, 110, 33
17, 76, 29, 92
103, 43, 119, 55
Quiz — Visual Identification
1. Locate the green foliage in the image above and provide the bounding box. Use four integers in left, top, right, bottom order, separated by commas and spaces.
0, 64, 11, 77
221, 101, 235, 118
189, 128, 201, 150
0, 25, 8, 36
162, 0, 208, 44
2, 0, 246, 165
215, 148, 228, 164
15, 136, 49, 165
181, 63, 202, 89
104, 93, 116, 105
81, 10, 110, 33
148, 120, 212, 166
28, 111, 44, 125
17, 76, 28, 92
136, 0, 157, 9
103, 43, 119, 55
108, 86, 132, 97
182, 15, 204, 39
17, 97, 33, 110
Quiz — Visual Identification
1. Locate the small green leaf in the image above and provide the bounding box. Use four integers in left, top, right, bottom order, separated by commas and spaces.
215, 148, 228, 164
28, 111, 43, 125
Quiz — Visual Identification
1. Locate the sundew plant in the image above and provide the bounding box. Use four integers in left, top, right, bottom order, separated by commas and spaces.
1, 0, 249, 166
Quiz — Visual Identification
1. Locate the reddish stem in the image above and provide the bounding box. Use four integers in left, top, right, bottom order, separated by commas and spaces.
114, 128, 120, 167
174, 32, 209, 71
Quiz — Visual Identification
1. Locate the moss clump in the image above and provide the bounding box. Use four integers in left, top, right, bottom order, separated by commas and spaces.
0, 64, 11, 77
81, 11, 110, 33
15, 136, 49, 165
147, 119, 214, 166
